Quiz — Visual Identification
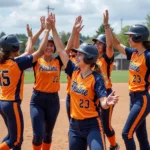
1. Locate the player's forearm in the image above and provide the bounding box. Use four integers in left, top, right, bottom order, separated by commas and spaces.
65, 27, 76, 54
32, 28, 44, 46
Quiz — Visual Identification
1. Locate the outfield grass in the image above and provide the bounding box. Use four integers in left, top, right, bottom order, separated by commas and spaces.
24, 70, 129, 84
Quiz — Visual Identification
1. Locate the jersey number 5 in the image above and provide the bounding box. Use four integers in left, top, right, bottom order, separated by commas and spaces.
0, 70, 10, 86
80, 99, 90, 108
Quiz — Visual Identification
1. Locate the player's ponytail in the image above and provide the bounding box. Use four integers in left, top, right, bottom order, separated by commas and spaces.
143, 41, 150, 50
91, 63, 104, 78
0, 48, 11, 64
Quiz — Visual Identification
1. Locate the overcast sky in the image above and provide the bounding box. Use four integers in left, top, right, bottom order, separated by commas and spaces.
0, 0, 150, 37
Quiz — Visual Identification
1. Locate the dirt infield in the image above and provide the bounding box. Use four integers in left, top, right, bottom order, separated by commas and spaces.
0, 83, 150, 150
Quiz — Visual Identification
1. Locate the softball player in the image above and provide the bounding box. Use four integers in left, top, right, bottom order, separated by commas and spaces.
49, 13, 119, 150
64, 16, 84, 121
0, 18, 51, 150
30, 24, 63, 150
65, 36, 83, 121
92, 10, 119, 150
112, 23, 150, 150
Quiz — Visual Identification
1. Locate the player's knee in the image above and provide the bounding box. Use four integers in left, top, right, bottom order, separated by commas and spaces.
105, 129, 115, 137
43, 134, 52, 143
122, 130, 129, 140
7, 137, 23, 149
32, 136, 43, 146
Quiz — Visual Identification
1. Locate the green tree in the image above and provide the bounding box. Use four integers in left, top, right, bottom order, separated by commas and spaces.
16, 34, 28, 54
0, 32, 6, 38
95, 24, 105, 37
116, 25, 130, 47
145, 12, 150, 30
59, 31, 71, 44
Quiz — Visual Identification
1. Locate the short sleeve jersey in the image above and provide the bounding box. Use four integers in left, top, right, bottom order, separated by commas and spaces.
0, 55, 33, 101
65, 60, 107, 120
33, 56, 63, 93
96, 54, 114, 89
125, 47, 150, 92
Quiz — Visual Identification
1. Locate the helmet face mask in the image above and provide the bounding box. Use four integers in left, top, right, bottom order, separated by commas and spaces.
124, 24, 150, 43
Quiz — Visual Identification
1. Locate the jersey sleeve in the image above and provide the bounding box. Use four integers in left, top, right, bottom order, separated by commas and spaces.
94, 74, 107, 99
15, 55, 33, 71
103, 53, 114, 64
146, 52, 150, 71
65, 60, 76, 78
125, 47, 136, 60
55, 55, 63, 68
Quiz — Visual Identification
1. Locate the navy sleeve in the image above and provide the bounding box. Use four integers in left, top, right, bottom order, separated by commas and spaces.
94, 74, 107, 99
32, 61, 37, 67
145, 51, 150, 71
125, 47, 136, 60
15, 55, 33, 71
65, 60, 76, 78
55, 55, 63, 68
103, 53, 114, 64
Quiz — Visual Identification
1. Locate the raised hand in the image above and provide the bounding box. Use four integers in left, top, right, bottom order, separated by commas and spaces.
49, 13, 56, 30
73, 15, 84, 33
103, 10, 109, 26
40, 16, 45, 30
106, 91, 119, 106
45, 15, 51, 31
26, 24, 32, 38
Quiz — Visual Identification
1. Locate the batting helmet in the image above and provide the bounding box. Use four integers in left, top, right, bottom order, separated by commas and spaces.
92, 34, 106, 51
124, 24, 150, 43
64, 39, 84, 46
72, 43, 98, 64
48, 36, 56, 52
0, 34, 22, 52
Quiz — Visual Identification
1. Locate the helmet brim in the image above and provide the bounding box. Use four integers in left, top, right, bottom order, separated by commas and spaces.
19, 40, 23, 44
72, 48, 87, 55
92, 38, 97, 42
92, 38, 106, 44
124, 31, 136, 35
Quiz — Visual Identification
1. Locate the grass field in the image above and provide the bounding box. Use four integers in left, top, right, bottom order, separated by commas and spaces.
24, 70, 129, 84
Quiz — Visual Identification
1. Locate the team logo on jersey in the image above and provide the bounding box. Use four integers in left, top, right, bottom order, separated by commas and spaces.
129, 62, 140, 72
39, 64, 58, 72
71, 81, 88, 96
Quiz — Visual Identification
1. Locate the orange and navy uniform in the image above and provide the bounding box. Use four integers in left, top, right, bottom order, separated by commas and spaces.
96, 54, 117, 147
66, 56, 76, 94
127, 48, 150, 92
122, 47, 150, 150
30, 56, 63, 149
66, 56, 76, 121
0, 55, 33, 150
96, 54, 114, 90
0, 56, 33, 101
33, 56, 62, 93
65, 60, 107, 150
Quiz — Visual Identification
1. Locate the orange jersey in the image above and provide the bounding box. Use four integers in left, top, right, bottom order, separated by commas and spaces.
96, 54, 114, 89
65, 60, 107, 120
66, 56, 76, 94
33, 56, 63, 93
0, 55, 33, 101
126, 47, 150, 92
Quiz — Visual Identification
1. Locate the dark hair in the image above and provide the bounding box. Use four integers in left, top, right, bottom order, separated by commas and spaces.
143, 41, 150, 49
0, 48, 11, 64
91, 63, 104, 78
